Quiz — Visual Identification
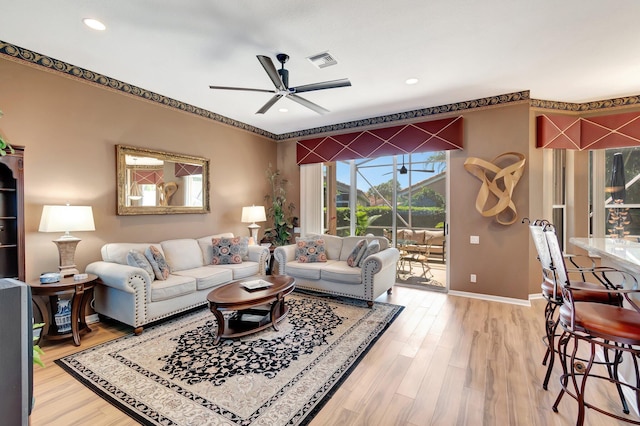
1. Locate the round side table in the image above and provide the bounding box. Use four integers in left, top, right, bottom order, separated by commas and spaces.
29, 274, 99, 346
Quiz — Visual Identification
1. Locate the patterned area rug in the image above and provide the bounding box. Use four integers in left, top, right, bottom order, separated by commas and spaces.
56, 292, 403, 425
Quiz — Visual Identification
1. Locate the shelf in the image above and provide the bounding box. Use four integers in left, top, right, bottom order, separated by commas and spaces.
0, 188, 16, 192
0, 217, 17, 220
0, 244, 17, 248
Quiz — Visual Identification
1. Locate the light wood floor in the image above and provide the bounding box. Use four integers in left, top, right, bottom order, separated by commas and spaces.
31, 286, 637, 425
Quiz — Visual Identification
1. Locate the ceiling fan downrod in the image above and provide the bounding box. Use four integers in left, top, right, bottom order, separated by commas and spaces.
276, 53, 289, 88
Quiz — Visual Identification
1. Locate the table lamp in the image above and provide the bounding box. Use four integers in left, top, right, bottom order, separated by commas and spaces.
241, 205, 266, 245
38, 204, 95, 277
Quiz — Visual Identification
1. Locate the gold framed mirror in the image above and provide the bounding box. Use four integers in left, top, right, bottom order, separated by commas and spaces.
116, 145, 210, 215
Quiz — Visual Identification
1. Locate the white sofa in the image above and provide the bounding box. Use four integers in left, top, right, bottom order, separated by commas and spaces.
273, 235, 400, 306
86, 233, 269, 334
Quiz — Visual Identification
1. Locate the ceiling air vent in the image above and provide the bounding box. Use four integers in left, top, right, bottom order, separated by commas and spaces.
307, 51, 338, 69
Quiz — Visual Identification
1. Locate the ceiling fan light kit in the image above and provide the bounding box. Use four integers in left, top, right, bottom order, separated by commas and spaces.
209, 53, 351, 115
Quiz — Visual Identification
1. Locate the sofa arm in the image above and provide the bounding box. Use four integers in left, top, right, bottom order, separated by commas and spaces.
361, 247, 400, 275
247, 245, 270, 275
86, 261, 152, 331
86, 261, 152, 294
274, 244, 297, 274
361, 248, 400, 301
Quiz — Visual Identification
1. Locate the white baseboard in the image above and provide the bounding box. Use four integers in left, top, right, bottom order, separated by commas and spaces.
85, 313, 100, 324
448, 290, 531, 307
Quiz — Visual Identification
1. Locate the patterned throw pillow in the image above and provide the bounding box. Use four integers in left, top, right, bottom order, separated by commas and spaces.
347, 239, 368, 267
358, 239, 380, 267
126, 249, 155, 280
295, 237, 328, 263
211, 237, 246, 265
145, 245, 170, 280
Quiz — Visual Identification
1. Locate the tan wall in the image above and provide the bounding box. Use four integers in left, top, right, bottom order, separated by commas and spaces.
0, 58, 281, 281
276, 138, 300, 220
449, 103, 532, 299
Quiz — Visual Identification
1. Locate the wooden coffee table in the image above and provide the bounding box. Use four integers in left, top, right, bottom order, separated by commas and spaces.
207, 275, 295, 344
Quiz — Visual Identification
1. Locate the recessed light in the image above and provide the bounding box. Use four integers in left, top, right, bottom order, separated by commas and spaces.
405, 78, 419, 85
83, 18, 106, 31
278, 108, 289, 113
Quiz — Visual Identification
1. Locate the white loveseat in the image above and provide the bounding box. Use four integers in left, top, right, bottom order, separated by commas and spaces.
273, 235, 400, 306
86, 233, 269, 334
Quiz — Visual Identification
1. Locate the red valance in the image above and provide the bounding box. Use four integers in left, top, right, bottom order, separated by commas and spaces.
537, 112, 640, 150
296, 116, 463, 165
175, 163, 202, 177
133, 170, 163, 185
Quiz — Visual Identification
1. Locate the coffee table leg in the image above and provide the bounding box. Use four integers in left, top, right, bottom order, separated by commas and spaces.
271, 299, 282, 331
210, 306, 225, 344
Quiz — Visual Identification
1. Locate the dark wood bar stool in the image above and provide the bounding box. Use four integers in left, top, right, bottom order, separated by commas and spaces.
544, 226, 640, 425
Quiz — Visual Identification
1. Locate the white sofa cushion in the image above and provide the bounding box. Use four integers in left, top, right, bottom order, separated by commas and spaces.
173, 266, 233, 291
161, 239, 205, 271
197, 233, 235, 264
218, 262, 260, 280
150, 275, 196, 302
321, 261, 362, 284
285, 260, 339, 280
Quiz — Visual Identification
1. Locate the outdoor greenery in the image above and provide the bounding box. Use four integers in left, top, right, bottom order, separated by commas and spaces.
336, 205, 445, 234
355, 207, 381, 236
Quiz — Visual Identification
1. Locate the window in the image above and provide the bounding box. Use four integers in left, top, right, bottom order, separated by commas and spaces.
324, 152, 446, 239
603, 147, 640, 237
552, 149, 566, 250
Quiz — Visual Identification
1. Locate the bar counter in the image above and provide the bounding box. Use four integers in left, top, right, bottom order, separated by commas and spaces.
571, 237, 640, 273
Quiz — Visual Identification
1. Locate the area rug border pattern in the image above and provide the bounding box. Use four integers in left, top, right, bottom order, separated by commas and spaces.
55, 293, 404, 425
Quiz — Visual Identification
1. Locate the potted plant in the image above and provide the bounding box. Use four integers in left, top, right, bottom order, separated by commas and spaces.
263, 164, 295, 246
0, 110, 15, 156
33, 322, 45, 367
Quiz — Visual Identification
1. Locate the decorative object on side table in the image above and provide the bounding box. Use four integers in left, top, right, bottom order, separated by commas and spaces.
263, 164, 295, 246
241, 205, 267, 244
38, 204, 95, 277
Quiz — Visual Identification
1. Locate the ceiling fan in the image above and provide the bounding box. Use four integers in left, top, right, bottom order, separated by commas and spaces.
209, 53, 351, 115
384, 155, 435, 175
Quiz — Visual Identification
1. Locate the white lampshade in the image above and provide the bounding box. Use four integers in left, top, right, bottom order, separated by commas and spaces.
39, 205, 95, 238
39, 204, 95, 277
241, 205, 267, 224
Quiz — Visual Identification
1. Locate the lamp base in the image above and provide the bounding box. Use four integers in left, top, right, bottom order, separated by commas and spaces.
247, 223, 260, 245
52, 237, 81, 277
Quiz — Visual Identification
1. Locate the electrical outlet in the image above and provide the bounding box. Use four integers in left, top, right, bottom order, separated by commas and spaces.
470, 235, 480, 244
470, 274, 477, 283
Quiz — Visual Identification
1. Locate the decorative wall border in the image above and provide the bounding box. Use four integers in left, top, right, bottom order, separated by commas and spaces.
532, 96, 640, 112
280, 91, 529, 141
0, 40, 278, 140
3, 39, 639, 142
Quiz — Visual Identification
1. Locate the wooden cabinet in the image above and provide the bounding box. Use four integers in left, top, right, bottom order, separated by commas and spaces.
0, 147, 24, 281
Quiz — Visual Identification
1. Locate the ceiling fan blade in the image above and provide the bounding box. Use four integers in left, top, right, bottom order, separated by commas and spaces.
292, 78, 352, 93
287, 94, 330, 114
256, 94, 283, 114
209, 85, 274, 93
257, 55, 285, 90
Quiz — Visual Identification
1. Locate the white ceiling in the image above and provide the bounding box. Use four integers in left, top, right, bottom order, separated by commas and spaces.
2, 0, 640, 137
